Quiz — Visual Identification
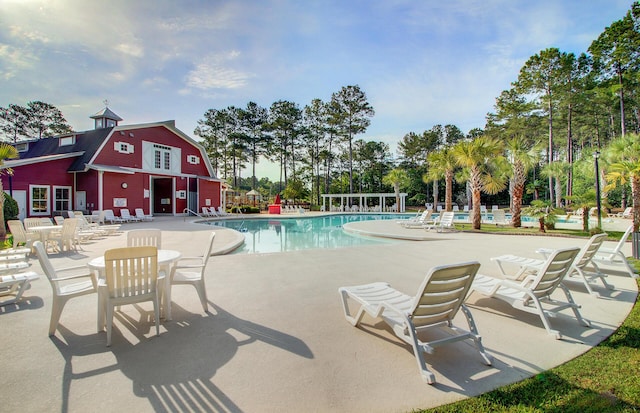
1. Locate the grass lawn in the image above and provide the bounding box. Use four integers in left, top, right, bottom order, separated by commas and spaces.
421, 227, 640, 413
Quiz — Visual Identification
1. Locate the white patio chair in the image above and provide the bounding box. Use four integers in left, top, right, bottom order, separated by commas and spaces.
127, 229, 162, 249
171, 232, 215, 312
424, 211, 456, 232
471, 247, 589, 339
120, 209, 140, 222
0, 272, 40, 306
101, 246, 159, 346
8, 220, 37, 251
339, 261, 492, 384
591, 225, 637, 278
492, 233, 612, 297
33, 241, 96, 336
47, 218, 79, 252
104, 209, 125, 224
135, 208, 154, 221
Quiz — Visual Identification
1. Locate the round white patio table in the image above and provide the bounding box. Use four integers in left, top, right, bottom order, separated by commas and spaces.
87, 249, 182, 328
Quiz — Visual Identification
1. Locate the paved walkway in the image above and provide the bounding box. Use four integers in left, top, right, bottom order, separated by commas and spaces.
1, 215, 637, 412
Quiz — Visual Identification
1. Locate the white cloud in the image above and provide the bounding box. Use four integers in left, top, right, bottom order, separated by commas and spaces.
185, 52, 254, 92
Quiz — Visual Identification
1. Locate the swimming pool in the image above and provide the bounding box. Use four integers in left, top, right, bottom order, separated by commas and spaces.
205, 214, 410, 254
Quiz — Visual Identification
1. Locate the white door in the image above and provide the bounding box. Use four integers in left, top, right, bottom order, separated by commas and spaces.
12, 190, 26, 220
75, 191, 86, 211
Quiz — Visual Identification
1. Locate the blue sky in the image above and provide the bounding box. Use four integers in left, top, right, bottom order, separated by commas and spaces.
0, 0, 633, 180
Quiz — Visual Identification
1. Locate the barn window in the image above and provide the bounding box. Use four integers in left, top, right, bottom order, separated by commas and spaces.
114, 141, 134, 154
54, 186, 71, 212
29, 185, 50, 216
187, 155, 200, 164
59, 136, 75, 146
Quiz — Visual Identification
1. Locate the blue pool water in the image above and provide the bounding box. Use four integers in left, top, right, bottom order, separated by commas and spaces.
205, 214, 410, 254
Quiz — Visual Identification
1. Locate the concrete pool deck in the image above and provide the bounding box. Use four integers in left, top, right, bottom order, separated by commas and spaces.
1, 214, 637, 412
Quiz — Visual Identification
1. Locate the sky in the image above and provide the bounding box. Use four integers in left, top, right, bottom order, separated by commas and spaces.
0, 0, 634, 180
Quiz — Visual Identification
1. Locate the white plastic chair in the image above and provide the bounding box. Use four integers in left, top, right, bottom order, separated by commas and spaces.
0, 272, 40, 306
135, 208, 154, 221
127, 229, 162, 248
33, 241, 96, 336
47, 218, 78, 252
339, 261, 491, 384
101, 246, 159, 346
120, 209, 140, 222
471, 247, 588, 339
104, 210, 125, 224
171, 232, 215, 312
8, 220, 37, 251
591, 225, 637, 278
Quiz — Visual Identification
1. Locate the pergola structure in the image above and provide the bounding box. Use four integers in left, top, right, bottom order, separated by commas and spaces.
321, 192, 408, 213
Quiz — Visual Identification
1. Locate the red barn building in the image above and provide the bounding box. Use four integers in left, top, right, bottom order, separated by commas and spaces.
1, 108, 225, 219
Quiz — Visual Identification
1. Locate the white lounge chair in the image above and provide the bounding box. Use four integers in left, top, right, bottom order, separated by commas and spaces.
201, 206, 212, 217
0, 272, 40, 306
492, 233, 612, 297
491, 209, 511, 226
591, 225, 637, 278
424, 211, 456, 232
339, 261, 492, 384
120, 209, 140, 222
171, 231, 215, 312
33, 241, 96, 335
135, 208, 154, 221
104, 209, 125, 224
471, 247, 589, 339
101, 246, 159, 346
399, 210, 434, 228
615, 207, 633, 219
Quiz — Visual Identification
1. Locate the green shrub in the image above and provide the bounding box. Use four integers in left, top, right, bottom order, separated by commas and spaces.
3, 192, 18, 222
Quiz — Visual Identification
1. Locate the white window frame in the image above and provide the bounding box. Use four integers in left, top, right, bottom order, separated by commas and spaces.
29, 185, 50, 216
59, 136, 75, 146
114, 141, 134, 154
15, 143, 28, 152
187, 155, 200, 165
53, 185, 72, 212
142, 141, 181, 174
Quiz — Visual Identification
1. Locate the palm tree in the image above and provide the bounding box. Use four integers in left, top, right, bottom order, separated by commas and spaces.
604, 133, 640, 233
505, 137, 540, 227
523, 200, 558, 233
452, 137, 508, 229
424, 148, 457, 211
0, 143, 19, 239
383, 168, 409, 212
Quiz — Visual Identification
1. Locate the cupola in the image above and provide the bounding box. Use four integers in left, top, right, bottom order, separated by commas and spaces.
90, 106, 123, 129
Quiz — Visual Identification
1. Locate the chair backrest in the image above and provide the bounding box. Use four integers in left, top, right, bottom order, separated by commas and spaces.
480, 205, 487, 213
8, 220, 27, 243
23, 218, 42, 230
104, 246, 158, 300
60, 218, 78, 239
127, 229, 162, 248
612, 226, 634, 253
33, 241, 63, 295
409, 261, 480, 329
574, 233, 608, 270
439, 211, 455, 227
418, 210, 432, 222
135, 208, 146, 218
452, 205, 459, 211
529, 247, 580, 298
492, 209, 506, 223
622, 207, 633, 217
120, 209, 132, 219
199, 232, 216, 269
104, 209, 115, 219
39, 218, 53, 226
54, 216, 65, 226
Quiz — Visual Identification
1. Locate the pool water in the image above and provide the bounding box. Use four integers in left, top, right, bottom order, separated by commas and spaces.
206, 214, 409, 254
